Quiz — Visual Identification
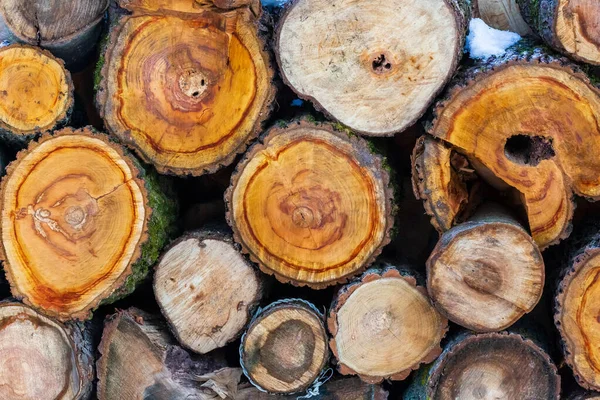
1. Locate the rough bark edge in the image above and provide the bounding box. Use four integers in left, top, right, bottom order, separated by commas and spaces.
427, 41, 600, 249
0, 44, 74, 145
555, 242, 600, 391
224, 119, 395, 289
0, 126, 159, 321
327, 266, 449, 384
273, 0, 470, 137
153, 229, 263, 354
0, 300, 95, 399
425, 332, 561, 399
95, 5, 276, 176
239, 298, 330, 395
426, 219, 544, 332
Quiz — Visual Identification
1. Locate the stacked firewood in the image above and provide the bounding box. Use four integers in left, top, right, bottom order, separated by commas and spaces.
0, 0, 598, 399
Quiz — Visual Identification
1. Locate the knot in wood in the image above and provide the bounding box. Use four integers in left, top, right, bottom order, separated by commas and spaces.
178, 69, 208, 100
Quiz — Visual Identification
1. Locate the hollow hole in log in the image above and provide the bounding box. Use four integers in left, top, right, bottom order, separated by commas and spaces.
504, 135, 555, 166
372, 54, 391, 73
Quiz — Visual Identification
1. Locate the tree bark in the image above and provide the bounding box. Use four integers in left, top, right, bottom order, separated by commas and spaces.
0, 301, 94, 399
0, 0, 108, 70
275, 0, 469, 136
226, 120, 394, 288
555, 229, 600, 391
96, 0, 274, 176
404, 332, 561, 400
427, 204, 544, 332
328, 266, 448, 383
426, 43, 600, 250
567, 391, 600, 400
0, 44, 73, 144
517, 0, 600, 65
472, 0, 532, 35
97, 308, 228, 400
236, 377, 389, 399
240, 298, 329, 394
153, 229, 263, 354
0, 127, 177, 321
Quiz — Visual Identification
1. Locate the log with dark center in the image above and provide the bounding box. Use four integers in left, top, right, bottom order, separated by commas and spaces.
0, 0, 108, 68
472, 0, 531, 35
153, 229, 262, 354
427, 204, 544, 332
0, 302, 94, 400
97, 0, 274, 175
240, 299, 329, 394
555, 230, 600, 391
427, 44, 600, 249
405, 332, 561, 400
275, 0, 469, 136
0, 127, 176, 321
518, 0, 600, 65
328, 266, 447, 383
97, 308, 227, 400
0, 44, 73, 143
226, 121, 394, 288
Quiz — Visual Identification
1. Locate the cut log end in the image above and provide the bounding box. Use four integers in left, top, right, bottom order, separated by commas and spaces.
0, 127, 151, 321
276, 0, 467, 136
328, 268, 447, 383
154, 230, 262, 354
0, 302, 92, 400
240, 299, 329, 394
0, 45, 72, 139
430, 55, 600, 249
98, 3, 274, 175
426, 333, 560, 400
226, 121, 394, 288
427, 207, 544, 332
472, 0, 532, 35
556, 245, 600, 391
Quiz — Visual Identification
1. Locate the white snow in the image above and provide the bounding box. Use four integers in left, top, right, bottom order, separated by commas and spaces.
466, 18, 521, 59
261, 0, 290, 7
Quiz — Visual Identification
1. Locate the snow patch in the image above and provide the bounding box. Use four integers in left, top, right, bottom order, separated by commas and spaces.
261, 0, 290, 7
466, 18, 521, 59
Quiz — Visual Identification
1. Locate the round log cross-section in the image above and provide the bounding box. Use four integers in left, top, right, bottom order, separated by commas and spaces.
328, 267, 448, 383
226, 121, 394, 288
97, 2, 274, 175
240, 299, 329, 394
275, 0, 468, 136
0, 302, 93, 400
0, 127, 171, 321
0, 45, 73, 143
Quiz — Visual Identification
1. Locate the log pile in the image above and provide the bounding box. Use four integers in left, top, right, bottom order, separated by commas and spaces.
0, 0, 599, 398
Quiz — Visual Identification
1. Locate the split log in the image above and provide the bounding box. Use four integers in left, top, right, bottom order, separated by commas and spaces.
240, 299, 329, 394
472, 0, 532, 35
226, 121, 394, 288
153, 230, 262, 354
411, 135, 472, 232
0, 302, 94, 400
517, 0, 600, 65
236, 377, 388, 400
427, 44, 600, 249
0, 44, 73, 144
427, 204, 544, 332
328, 266, 448, 383
404, 332, 561, 400
275, 0, 469, 136
97, 308, 228, 400
555, 230, 600, 391
96, 0, 274, 176
0, 127, 177, 320
0, 0, 108, 69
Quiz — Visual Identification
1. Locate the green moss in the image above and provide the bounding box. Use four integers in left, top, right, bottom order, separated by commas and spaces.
94, 53, 105, 91
101, 165, 178, 304
332, 121, 355, 137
